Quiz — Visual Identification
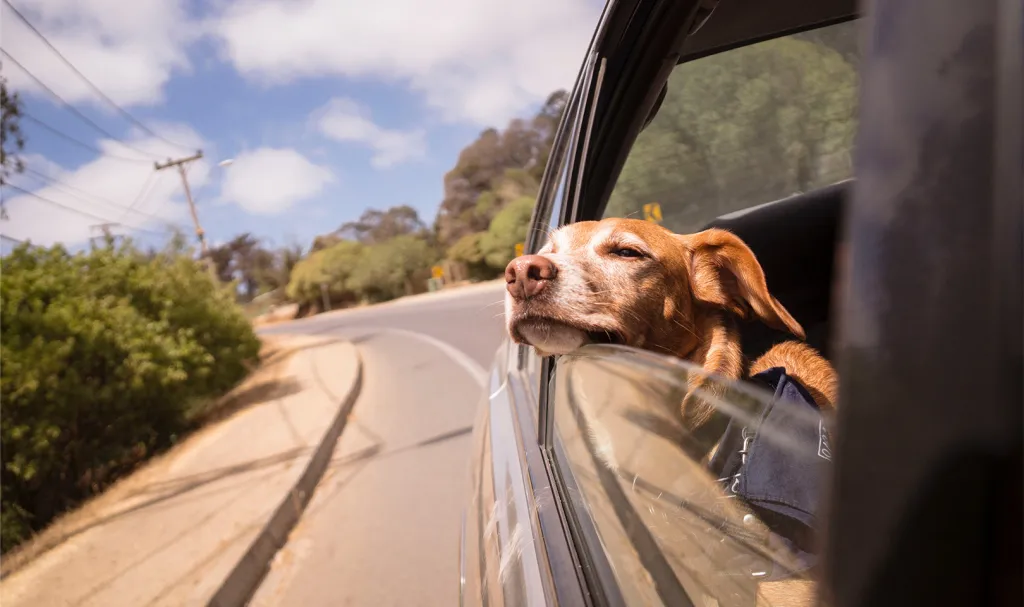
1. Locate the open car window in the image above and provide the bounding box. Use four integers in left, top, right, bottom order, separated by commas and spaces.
600, 20, 860, 230
553, 345, 836, 605
544, 18, 862, 606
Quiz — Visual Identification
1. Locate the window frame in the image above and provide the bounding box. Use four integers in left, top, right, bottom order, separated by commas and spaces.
517, 52, 596, 404
533, 9, 867, 606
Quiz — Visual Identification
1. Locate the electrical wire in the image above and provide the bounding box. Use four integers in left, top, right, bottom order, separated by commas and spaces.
21, 166, 166, 223
117, 171, 161, 222
0, 49, 165, 161
1, 0, 195, 153
2, 183, 169, 236
19, 111, 153, 164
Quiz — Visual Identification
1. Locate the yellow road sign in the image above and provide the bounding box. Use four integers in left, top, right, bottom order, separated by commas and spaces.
431, 265, 444, 279
642, 202, 663, 223
514, 242, 525, 257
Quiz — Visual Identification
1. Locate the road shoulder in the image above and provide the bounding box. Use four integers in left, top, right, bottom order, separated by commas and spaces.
0, 336, 363, 607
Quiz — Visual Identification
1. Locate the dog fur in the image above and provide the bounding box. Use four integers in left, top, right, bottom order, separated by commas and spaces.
504, 218, 837, 439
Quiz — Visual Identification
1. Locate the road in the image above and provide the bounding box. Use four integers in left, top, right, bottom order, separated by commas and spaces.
251, 281, 507, 606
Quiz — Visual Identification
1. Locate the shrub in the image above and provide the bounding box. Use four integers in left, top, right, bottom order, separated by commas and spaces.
285, 240, 365, 308
347, 235, 439, 302
479, 196, 535, 269
447, 232, 497, 281
0, 240, 259, 552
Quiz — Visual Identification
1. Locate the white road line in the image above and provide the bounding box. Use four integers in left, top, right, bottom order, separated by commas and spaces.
363, 327, 489, 388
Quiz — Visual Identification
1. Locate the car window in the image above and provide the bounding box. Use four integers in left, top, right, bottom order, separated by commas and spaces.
601, 21, 860, 230
545, 20, 859, 605
552, 345, 835, 606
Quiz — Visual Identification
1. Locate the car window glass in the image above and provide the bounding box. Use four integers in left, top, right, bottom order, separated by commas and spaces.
552, 345, 835, 606
601, 21, 860, 229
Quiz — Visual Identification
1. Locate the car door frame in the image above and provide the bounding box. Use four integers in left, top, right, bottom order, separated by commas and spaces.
530, 1, 1023, 607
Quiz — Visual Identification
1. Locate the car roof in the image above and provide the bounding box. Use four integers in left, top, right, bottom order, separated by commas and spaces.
680, 0, 858, 61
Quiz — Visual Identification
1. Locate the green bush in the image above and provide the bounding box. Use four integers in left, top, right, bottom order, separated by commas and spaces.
0, 240, 260, 552
348, 235, 439, 302
285, 240, 365, 308
447, 232, 498, 281
479, 196, 535, 269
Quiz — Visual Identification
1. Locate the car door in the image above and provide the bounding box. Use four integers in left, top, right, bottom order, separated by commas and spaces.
537, 14, 861, 606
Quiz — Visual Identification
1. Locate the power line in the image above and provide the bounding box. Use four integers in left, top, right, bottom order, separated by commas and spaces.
0, 49, 165, 161
118, 171, 161, 222
1, 0, 195, 153
19, 111, 153, 164
21, 166, 168, 223
2, 183, 168, 236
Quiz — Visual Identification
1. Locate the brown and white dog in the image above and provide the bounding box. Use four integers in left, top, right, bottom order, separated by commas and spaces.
503, 217, 838, 606
503, 217, 838, 455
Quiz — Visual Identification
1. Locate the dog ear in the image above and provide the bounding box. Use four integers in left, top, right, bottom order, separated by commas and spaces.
682, 229, 805, 339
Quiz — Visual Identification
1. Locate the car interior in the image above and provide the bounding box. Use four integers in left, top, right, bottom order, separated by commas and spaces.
704, 180, 847, 365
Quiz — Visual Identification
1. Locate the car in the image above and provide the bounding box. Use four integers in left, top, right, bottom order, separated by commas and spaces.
460, 0, 1022, 605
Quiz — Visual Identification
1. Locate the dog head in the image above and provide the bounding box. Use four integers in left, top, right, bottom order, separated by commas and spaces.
504, 217, 803, 360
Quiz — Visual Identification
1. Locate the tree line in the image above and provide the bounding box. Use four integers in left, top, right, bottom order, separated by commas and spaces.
231, 25, 859, 317
215, 90, 568, 316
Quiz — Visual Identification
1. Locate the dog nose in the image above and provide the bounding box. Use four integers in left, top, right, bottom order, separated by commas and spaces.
505, 255, 557, 300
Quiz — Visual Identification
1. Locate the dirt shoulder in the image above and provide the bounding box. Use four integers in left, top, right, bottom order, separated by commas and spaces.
0, 334, 314, 579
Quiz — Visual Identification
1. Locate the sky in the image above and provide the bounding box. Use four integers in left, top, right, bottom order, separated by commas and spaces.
0, 0, 605, 254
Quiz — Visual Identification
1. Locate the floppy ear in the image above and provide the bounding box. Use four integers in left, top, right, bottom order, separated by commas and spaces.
682, 229, 805, 339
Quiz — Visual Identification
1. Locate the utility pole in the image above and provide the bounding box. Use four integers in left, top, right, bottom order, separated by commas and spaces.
155, 151, 206, 254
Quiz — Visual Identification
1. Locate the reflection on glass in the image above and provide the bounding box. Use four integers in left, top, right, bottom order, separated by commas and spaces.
553, 345, 835, 607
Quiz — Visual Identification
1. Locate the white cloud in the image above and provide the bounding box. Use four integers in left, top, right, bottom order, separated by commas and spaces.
1, 124, 207, 247
312, 98, 426, 169
218, 147, 333, 215
211, 0, 600, 126
0, 0, 194, 108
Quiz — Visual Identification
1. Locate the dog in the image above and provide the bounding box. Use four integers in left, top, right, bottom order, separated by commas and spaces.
504, 217, 837, 439
503, 217, 838, 606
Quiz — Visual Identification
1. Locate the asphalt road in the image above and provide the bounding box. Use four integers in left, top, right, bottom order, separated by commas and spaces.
251, 282, 507, 606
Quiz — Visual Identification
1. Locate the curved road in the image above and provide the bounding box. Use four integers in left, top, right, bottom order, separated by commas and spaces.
252, 281, 507, 606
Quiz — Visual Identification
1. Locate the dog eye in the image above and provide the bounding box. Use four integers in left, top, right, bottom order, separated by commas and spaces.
612, 247, 644, 258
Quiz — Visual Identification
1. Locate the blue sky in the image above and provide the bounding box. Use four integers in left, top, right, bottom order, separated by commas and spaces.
1, 0, 604, 254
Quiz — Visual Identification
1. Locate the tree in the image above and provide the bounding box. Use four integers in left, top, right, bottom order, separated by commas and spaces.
478, 196, 535, 270
206, 235, 302, 301
347, 235, 439, 302
529, 90, 569, 182
1, 73, 26, 218
285, 240, 365, 308
432, 91, 566, 249
206, 245, 236, 284
604, 34, 858, 233
447, 232, 495, 281
253, 242, 303, 294
335, 205, 428, 245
